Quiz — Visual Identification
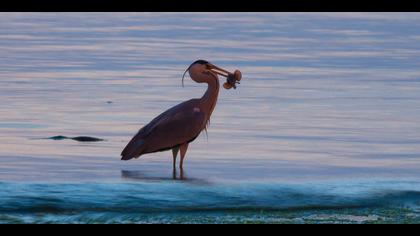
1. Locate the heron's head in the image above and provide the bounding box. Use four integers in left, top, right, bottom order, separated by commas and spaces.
182, 59, 242, 89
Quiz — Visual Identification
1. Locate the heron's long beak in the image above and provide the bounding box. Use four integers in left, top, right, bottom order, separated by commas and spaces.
207, 63, 231, 78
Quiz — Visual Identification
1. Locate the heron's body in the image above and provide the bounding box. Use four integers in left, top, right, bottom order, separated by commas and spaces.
121, 60, 231, 171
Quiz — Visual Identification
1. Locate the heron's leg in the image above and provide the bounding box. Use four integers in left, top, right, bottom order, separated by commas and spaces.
172, 168, 177, 180
172, 147, 179, 170
180, 168, 184, 180
179, 143, 189, 170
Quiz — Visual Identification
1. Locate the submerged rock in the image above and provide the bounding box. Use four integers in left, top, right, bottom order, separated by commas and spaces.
48, 135, 68, 140
71, 136, 104, 142
47, 136, 105, 142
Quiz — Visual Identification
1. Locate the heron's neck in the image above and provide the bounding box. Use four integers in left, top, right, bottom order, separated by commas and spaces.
200, 75, 219, 117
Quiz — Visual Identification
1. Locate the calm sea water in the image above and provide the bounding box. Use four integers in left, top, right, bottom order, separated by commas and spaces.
1, 13, 420, 223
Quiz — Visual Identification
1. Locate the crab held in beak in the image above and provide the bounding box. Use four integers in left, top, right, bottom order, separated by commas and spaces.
207, 63, 242, 89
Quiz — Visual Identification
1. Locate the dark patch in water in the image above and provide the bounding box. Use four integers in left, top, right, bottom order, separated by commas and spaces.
46, 136, 105, 142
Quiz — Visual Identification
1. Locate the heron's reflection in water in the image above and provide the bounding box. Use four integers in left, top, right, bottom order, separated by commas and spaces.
121, 170, 212, 185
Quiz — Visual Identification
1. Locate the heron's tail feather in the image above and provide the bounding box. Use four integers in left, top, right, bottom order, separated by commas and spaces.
121, 139, 146, 161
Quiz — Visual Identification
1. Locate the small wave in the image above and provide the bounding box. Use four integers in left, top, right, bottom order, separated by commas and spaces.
1, 181, 420, 216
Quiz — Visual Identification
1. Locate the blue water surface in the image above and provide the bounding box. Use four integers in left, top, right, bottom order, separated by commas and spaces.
1, 13, 420, 223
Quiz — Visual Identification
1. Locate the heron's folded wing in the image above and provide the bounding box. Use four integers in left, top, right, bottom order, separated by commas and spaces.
146, 108, 206, 152
121, 100, 206, 158
121, 101, 192, 157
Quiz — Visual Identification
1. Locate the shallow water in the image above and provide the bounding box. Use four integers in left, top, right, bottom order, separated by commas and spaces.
1, 13, 420, 223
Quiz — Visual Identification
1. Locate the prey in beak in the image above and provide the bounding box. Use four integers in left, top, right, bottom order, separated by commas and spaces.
206, 63, 242, 89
